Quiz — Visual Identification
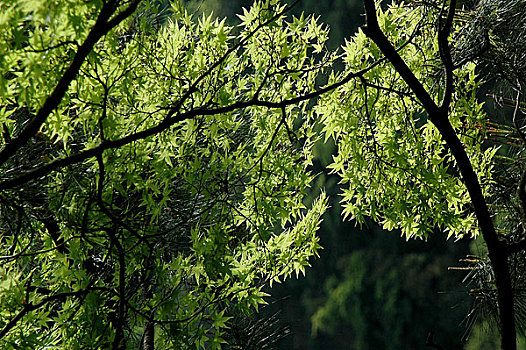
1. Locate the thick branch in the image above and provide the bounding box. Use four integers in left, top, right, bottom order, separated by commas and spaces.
40, 215, 68, 255
142, 314, 155, 350
362, 0, 439, 115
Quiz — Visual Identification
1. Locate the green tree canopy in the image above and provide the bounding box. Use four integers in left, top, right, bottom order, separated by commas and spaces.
1, 0, 526, 349
0, 1, 331, 348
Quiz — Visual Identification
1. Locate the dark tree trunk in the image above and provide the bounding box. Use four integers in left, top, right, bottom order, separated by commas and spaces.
361, 1, 517, 348
143, 321, 155, 350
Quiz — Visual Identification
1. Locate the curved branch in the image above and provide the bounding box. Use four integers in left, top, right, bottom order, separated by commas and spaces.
0, 0, 140, 167
361, 1, 516, 348
0, 287, 106, 340
0, 61, 378, 191
362, 0, 439, 116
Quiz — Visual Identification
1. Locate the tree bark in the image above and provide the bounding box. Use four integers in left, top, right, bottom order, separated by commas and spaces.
143, 320, 155, 350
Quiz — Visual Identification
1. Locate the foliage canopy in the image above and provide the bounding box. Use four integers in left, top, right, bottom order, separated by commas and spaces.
0, 0, 523, 349
317, 4, 494, 239
0, 1, 330, 348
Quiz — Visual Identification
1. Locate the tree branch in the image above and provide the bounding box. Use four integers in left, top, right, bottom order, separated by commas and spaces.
0, 59, 380, 191
362, 0, 439, 116
0, 287, 105, 340
437, 0, 456, 113
360, 1, 517, 348
0, 0, 140, 167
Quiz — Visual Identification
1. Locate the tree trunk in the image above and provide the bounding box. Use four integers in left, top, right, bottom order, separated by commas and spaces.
143, 320, 154, 350
360, 0, 517, 348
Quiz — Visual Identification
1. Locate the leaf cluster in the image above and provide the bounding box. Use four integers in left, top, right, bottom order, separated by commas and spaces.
0, 1, 332, 348
318, 3, 495, 240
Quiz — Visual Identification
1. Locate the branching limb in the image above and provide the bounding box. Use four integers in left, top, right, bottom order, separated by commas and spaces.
362, 0, 439, 116
95, 154, 127, 350
0, 287, 106, 340
0, 0, 141, 167
0, 60, 378, 191
361, 1, 516, 348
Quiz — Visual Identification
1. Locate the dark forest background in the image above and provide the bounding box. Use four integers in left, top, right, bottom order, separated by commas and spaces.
182, 1, 487, 349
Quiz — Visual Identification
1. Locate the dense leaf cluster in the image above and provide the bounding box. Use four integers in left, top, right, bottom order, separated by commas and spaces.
318, 4, 494, 239
1, 0, 522, 349
0, 1, 330, 348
